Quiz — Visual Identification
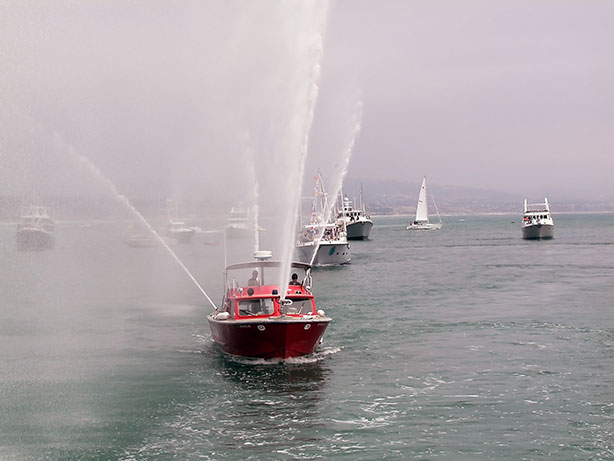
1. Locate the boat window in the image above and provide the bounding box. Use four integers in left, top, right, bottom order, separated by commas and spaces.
238, 298, 273, 316
282, 298, 314, 315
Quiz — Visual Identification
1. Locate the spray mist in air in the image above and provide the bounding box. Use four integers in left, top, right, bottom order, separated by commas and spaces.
55, 134, 218, 310
308, 96, 364, 267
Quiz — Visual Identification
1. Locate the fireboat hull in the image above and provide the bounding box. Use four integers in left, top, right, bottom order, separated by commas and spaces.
207, 316, 330, 359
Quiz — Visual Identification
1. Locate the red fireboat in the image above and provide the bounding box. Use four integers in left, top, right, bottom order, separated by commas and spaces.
207, 254, 331, 360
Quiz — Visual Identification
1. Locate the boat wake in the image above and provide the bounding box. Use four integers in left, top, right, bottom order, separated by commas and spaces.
223, 346, 341, 366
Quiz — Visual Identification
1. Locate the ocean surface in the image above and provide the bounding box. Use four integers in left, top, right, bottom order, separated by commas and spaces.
1, 213, 613, 460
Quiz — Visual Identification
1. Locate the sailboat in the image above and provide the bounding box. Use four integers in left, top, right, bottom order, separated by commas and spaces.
406, 176, 442, 230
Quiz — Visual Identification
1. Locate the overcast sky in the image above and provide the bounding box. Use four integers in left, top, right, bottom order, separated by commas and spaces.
319, 1, 614, 199
1, 0, 613, 202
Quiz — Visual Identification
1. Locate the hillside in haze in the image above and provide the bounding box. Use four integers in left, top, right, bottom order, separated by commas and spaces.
2, 179, 612, 222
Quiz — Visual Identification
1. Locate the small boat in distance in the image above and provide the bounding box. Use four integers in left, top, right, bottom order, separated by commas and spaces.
125, 234, 159, 247
166, 220, 195, 244
207, 253, 331, 360
225, 207, 251, 238
163, 199, 194, 243
522, 198, 554, 240
16, 205, 55, 251
337, 183, 373, 240
407, 176, 442, 230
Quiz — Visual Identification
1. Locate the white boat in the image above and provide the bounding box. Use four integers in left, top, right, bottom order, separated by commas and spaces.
224, 207, 251, 238
16, 206, 55, 250
296, 173, 351, 266
522, 198, 554, 240
337, 184, 373, 240
406, 176, 442, 230
163, 200, 194, 243
296, 220, 351, 266
166, 220, 195, 244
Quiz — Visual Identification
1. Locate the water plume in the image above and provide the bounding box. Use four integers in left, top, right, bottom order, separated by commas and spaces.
240, 133, 260, 255
308, 95, 364, 267
277, 3, 329, 298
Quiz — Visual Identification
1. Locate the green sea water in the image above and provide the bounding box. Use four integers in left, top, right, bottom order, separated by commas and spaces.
1, 214, 613, 460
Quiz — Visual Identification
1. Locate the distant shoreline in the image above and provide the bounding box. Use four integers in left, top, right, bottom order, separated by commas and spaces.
372, 210, 614, 218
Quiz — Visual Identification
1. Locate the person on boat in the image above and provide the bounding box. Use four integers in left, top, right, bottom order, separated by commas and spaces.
246, 287, 262, 314
289, 273, 301, 286
247, 270, 259, 286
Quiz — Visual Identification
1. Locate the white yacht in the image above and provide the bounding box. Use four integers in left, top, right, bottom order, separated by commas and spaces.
163, 200, 194, 243
167, 220, 195, 244
16, 206, 55, 250
337, 184, 373, 240
225, 207, 251, 238
296, 173, 351, 266
296, 219, 351, 266
407, 176, 442, 230
522, 198, 554, 240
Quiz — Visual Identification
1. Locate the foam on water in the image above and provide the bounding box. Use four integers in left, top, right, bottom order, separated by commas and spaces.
215, 345, 340, 366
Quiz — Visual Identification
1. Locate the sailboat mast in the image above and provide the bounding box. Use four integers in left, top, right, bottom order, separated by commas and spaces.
360, 182, 365, 213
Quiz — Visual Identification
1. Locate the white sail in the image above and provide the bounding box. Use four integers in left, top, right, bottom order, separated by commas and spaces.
415, 177, 429, 223
407, 176, 442, 230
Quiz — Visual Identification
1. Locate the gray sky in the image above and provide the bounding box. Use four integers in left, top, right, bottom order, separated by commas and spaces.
318, 1, 614, 199
1, 0, 613, 202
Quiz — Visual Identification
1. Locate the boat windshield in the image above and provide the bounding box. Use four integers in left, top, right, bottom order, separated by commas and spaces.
225, 261, 310, 291
238, 298, 274, 316
282, 297, 315, 315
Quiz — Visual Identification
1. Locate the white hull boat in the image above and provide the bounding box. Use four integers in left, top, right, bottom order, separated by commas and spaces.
522, 198, 554, 240
225, 207, 251, 238
296, 240, 351, 266
297, 173, 352, 266
338, 185, 373, 240
346, 220, 374, 240
167, 220, 194, 244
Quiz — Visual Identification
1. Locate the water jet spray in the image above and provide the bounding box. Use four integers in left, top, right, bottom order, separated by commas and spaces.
57, 135, 218, 310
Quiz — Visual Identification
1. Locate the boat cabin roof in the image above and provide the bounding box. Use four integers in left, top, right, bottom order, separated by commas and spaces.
225, 260, 311, 271
524, 209, 550, 214
21, 206, 51, 218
